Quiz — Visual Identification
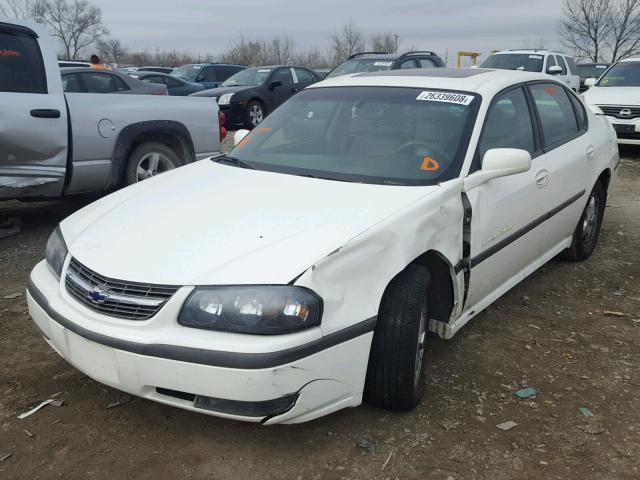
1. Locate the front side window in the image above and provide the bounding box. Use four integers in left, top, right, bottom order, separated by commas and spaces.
325, 59, 395, 78
481, 53, 544, 72
597, 61, 640, 87
172, 65, 201, 81
272, 68, 293, 86
400, 59, 417, 69
142, 76, 163, 84
0, 27, 47, 93
418, 58, 436, 68
216, 66, 242, 81
62, 73, 84, 92
224, 86, 479, 185
530, 83, 579, 146
555, 56, 567, 75
478, 87, 535, 160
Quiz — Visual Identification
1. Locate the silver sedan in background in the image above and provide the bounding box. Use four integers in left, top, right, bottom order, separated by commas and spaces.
60, 67, 168, 95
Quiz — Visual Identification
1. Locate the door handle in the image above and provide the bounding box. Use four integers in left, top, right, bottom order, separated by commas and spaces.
535, 169, 549, 187
31, 109, 61, 119
586, 145, 595, 159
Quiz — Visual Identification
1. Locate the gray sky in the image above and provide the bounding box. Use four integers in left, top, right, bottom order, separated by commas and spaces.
94, 0, 563, 64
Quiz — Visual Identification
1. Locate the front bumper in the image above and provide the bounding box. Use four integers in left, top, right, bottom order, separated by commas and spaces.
603, 116, 640, 144
26, 260, 373, 424
219, 103, 246, 128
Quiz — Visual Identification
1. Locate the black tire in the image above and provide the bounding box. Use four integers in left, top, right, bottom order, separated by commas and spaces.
364, 264, 430, 411
125, 142, 182, 185
244, 100, 265, 129
560, 180, 606, 261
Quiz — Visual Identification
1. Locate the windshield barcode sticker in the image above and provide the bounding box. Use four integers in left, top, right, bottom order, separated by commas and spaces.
416, 91, 475, 105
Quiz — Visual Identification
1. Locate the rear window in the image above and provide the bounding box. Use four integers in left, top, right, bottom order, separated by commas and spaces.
0, 26, 47, 93
481, 53, 544, 73
326, 59, 395, 78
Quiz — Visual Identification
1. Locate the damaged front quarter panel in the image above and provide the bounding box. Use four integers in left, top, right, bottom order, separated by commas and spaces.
295, 179, 466, 338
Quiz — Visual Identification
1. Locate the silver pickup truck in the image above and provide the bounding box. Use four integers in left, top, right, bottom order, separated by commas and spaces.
0, 17, 221, 200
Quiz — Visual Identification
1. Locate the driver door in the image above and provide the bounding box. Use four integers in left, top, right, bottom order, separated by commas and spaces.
463, 86, 547, 309
269, 68, 295, 109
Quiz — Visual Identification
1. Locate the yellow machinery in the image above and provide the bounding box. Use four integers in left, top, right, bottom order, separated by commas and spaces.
457, 51, 481, 68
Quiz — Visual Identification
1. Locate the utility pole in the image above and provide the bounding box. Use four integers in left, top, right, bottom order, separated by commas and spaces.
273, 39, 280, 64
394, 34, 399, 53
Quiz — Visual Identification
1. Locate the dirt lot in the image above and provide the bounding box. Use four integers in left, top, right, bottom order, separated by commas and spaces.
0, 152, 639, 480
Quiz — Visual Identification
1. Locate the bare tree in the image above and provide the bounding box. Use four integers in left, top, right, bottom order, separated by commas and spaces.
32, 0, 109, 60
607, 0, 640, 60
220, 37, 264, 66
559, 0, 612, 61
292, 47, 330, 69
96, 37, 127, 65
369, 33, 398, 53
0, 0, 36, 18
330, 21, 365, 63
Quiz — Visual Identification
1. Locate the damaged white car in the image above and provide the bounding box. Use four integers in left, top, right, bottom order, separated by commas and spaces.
27, 68, 618, 424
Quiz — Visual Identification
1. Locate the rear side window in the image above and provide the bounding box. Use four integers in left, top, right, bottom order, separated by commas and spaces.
569, 92, 587, 130
81, 73, 129, 93
215, 66, 241, 81
62, 73, 84, 92
400, 59, 417, 69
478, 87, 535, 160
0, 27, 47, 93
202, 67, 217, 81
142, 76, 163, 84
530, 83, 579, 146
294, 68, 315, 84
418, 58, 436, 68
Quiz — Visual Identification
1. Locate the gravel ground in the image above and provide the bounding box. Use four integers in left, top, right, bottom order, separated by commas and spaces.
0, 148, 638, 480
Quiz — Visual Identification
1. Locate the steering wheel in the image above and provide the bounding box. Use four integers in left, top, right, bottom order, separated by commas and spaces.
395, 141, 448, 166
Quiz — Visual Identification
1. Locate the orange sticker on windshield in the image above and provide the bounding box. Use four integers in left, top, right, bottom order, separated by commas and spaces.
255, 127, 272, 133
544, 86, 556, 95
236, 135, 252, 149
421, 157, 440, 171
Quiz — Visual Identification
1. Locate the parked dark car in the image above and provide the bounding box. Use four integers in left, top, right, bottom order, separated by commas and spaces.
577, 63, 610, 92
191, 65, 320, 128
172, 63, 246, 89
325, 51, 445, 79
136, 66, 174, 74
60, 68, 167, 95
129, 71, 204, 96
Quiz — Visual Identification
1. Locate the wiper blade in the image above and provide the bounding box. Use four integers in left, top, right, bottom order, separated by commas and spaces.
213, 156, 255, 170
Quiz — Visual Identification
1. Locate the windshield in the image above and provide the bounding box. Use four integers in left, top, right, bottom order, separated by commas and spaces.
224, 87, 479, 186
222, 68, 272, 87
577, 64, 609, 78
597, 62, 640, 87
172, 64, 201, 80
326, 59, 395, 79
481, 53, 544, 72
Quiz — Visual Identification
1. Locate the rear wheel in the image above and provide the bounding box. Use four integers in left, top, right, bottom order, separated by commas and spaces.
125, 142, 182, 185
364, 264, 430, 411
560, 180, 606, 261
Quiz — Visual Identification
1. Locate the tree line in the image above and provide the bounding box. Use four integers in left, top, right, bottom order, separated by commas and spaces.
3, 0, 640, 67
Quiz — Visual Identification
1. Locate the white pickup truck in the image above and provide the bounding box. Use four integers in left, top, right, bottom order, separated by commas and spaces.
0, 17, 222, 200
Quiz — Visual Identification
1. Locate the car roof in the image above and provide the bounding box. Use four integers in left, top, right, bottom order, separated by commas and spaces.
309, 68, 555, 97
495, 49, 572, 56
60, 67, 121, 74
577, 62, 610, 66
185, 63, 246, 68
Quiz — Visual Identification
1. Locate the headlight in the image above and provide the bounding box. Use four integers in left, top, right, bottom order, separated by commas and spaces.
178, 286, 322, 335
45, 226, 67, 278
587, 103, 604, 115
217, 93, 234, 105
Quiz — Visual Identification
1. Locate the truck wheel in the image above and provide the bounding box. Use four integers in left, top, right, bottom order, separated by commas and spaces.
364, 264, 430, 411
125, 142, 182, 185
245, 101, 265, 129
560, 180, 606, 262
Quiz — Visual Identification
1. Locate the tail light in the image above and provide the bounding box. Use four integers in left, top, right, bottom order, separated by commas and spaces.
218, 111, 227, 141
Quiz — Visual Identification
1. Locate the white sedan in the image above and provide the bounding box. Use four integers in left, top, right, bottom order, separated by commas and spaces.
582, 57, 640, 144
27, 68, 619, 424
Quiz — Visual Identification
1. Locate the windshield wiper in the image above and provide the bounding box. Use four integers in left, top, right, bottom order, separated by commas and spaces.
213, 156, 256, 170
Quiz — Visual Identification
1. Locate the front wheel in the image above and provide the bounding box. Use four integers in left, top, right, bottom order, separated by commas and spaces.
561, 180, 606, 261
125, 142, 182, 185
245, 101, 265, 129
364, 264, 430, 411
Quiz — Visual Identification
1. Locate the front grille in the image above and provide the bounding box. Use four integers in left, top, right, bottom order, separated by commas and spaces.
599, 105, 640, 119
616, 131, 640, 140
65, 257, 179, 320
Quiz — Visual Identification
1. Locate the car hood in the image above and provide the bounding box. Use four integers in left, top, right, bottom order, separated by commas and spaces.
583, 86, 640, 106
61, 160, 439, 286
191, 86, 254, 98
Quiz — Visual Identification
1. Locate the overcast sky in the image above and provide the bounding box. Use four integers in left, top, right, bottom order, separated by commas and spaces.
93, 0, 564, 64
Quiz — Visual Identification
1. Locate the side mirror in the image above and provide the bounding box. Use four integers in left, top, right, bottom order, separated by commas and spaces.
196, 75, 205, 82
233, 129, 250, 146
463, 148, 532, 192
547, 65, 563, 75
584, 77, 597, 88
269, 80, 282, 90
